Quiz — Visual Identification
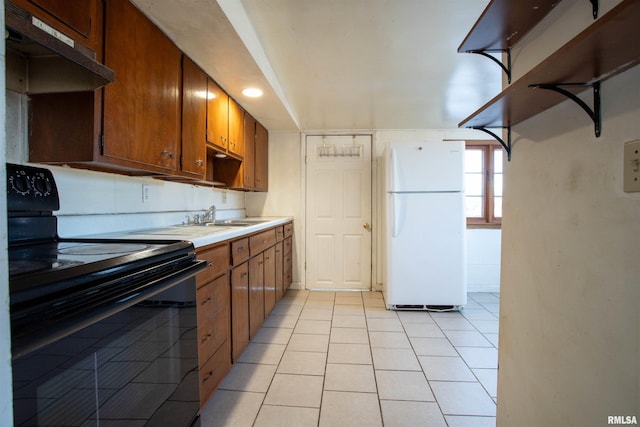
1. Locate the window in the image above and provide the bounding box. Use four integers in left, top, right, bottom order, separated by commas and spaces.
465, 142, 503, 227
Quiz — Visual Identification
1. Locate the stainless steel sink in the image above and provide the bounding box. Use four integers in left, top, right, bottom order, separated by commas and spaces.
197, 218, 270, 227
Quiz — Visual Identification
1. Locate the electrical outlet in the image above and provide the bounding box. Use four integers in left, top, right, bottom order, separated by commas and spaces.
623, 140, 640, 193
142, 184, 150, 203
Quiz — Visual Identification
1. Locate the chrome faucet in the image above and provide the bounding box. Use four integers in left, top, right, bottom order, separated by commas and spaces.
203, 204, 216, 222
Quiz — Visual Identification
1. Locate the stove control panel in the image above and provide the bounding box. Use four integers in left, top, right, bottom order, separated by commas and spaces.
7, 163, 60, 212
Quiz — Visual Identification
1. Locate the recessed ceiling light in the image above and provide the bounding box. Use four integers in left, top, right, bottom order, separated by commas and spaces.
242, 88, 263, 98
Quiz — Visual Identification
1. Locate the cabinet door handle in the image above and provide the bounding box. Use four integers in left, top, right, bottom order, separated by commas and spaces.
240, 272, 248, 278
195, 159, 204, 166
202, 370, 213, 383
161, 150, 174, 159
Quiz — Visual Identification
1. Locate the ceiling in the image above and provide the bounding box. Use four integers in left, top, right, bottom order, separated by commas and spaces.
131, 0, 500, 132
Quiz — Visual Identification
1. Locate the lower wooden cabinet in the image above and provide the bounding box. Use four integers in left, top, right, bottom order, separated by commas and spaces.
275, 242, 284, 300
284, 236, 293, 290
199, 340, 230, 408
195, 222, 293, 404
196, 243, 230, 407
231, 261, 249, 362
263, 246, 276, 317
249, 253, 265, 339
196, 275, 228, 364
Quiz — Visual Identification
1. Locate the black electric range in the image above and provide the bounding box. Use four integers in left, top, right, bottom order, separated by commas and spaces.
7, 163, 208, 426
7, 163, 206, 357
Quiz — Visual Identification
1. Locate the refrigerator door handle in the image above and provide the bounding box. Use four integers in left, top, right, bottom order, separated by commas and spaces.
389, 148, 397, 192
392, 193, 402, 238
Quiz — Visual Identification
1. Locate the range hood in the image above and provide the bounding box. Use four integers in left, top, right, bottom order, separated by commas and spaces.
5, 2, 114, 94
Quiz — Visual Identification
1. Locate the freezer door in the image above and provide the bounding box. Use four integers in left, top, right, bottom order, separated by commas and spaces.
385, 192, 466, 307
387, 141, 464, 192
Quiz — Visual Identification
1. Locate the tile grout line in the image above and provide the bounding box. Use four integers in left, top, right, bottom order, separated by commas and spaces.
250, 290, 310, 427
398, 307, 449, 424
316, 291, 335, 427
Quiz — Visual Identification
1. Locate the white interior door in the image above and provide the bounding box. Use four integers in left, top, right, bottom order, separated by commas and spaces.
305, 135, 372, 290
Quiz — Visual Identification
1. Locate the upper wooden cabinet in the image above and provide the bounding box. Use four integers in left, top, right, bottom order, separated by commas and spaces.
9, 0, 103, 53
29, 0, 182, 174
102, 0, 181, 172
206, 78, 229, 153
211, 111, 268, 192
206, 78, 244, 159
26, 0, 270, 185
180, 56, 207, 179
254, 121, 269, 192
242, 113, 256, 188
228, 98, 244, 158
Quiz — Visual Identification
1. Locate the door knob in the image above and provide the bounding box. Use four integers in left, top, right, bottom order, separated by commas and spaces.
363, 222, 372, 231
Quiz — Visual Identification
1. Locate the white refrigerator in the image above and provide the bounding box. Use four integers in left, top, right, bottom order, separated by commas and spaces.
384, 141, 467, 310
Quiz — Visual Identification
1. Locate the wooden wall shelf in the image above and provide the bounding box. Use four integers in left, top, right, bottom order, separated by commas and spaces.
458, 0, 601, 82
459, 0, 640, 158
458, 0, 562, 53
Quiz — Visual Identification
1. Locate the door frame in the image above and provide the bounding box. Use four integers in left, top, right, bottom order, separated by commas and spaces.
300, 131, 379, 291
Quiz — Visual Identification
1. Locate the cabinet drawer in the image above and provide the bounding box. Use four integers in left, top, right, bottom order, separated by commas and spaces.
231, 237, 250, 266
196, 275, 229, 365
250, 229, 276, 256
199, 340, 230, 408
275, 226, 284, 242
284, 236, 292, 255
197, 243, 229, 288
284, 222, 293, 238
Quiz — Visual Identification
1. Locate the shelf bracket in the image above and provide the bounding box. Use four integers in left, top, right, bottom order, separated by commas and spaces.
529, 82, 601, 137
590, 0, 599, 19
471, 126, 512, 161
467, 49, 511, 83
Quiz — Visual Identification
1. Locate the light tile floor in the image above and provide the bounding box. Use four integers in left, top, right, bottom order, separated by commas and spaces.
199, 291, 500, 427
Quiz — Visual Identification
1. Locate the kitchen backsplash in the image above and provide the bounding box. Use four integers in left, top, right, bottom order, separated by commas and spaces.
50, 165, 246, 237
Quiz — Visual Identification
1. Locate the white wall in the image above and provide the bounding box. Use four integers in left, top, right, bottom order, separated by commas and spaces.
498, 0, 640, 424
0, 2, 15, 422
466, 229, 501, 292
245, 130, 303, 287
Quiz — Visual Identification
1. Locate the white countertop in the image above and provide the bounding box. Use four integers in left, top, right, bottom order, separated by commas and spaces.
85, 216, 293, 248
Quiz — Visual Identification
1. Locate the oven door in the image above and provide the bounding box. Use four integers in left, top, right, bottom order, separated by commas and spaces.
11, 252, 206, 358
11, 275, 204, 427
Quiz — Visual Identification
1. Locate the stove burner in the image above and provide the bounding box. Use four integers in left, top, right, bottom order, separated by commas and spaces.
57, 243, 150, 255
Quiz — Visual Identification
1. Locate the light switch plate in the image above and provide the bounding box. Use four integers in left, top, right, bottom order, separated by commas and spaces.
623, 140, 640, 193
